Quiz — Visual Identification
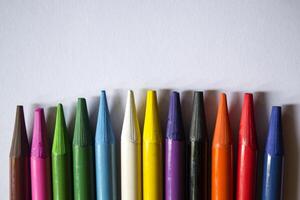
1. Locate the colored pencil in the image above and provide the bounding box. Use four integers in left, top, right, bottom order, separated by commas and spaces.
261, 106, 284, 200
211, 93, 233, 200
143, 90, 163, 200
236, 94, 258, 200
9, 106, 31, 200
73, 98, 95, 200
121, 90, 142, 200
95, 91, 117, 200
165, 92, 185, 200
52, 104, 73, 200
188, 91, 208, 200
30, 108, 52, 200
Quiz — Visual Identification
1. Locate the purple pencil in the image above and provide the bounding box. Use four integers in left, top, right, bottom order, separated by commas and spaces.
165, 92, 186, 200
31, 108, 52, 200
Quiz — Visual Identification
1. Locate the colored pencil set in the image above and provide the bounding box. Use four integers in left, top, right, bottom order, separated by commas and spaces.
9, 90, 284, 200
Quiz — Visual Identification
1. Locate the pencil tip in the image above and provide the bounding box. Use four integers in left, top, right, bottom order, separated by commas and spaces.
166, 91, 184, 139
52, 104, 70, 154
16, 105, 23, 113
95, 91, 115, 144
146, 90, 156, 99
31, 107, 50, 158
121, 90, 141, 142
220, 93, 227, 104
143, 90, 161, 142
128, 90, 134, 99
73, 98, 93, 146
77, 98, 86, 106
212, 93, 232, 145
266, 106, 283, 155
10, 105, 30, 157
239, 93, 257, 148
56, 104, 64, 120
190, 91, 207, 141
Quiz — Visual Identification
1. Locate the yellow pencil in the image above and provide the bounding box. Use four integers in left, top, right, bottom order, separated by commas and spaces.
143, 90, 163, 200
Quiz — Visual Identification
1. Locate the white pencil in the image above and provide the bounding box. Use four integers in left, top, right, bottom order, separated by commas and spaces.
121, 90, 142, 200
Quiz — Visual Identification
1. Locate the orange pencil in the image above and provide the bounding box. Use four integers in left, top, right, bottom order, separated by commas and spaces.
211, 93, 233, 200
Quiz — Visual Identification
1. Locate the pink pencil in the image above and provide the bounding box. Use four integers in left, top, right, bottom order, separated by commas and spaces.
31, 108, 52, 200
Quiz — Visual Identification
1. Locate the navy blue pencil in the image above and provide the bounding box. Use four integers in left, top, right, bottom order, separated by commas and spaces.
261, 106, 284, 200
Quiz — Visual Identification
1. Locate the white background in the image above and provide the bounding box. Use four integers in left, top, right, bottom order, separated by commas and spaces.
1, 0, 300, 199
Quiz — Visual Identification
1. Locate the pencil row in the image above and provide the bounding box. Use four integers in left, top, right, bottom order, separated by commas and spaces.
9, 90, 284, 200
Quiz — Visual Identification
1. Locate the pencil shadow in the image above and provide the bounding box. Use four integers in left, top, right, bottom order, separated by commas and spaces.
228, 92, 243, 200
110, 90, 126, 141
66, 101, 76, 140
136, 89, 148, 131
46, 106, 56, 144
62, 102, 75, 196
204, 90, 220, 141
204, 89, 219, 200
88, 96, 100, 137
157, 88, 171, 199
228, 92, 243, 147
157, 89, 172, 136
86, 96, 100, 200
135, 89, 147, 199
282, 104, 299, 199
253, 92, 269, 200
181, 90, 194, 137
110, 89, 126, 200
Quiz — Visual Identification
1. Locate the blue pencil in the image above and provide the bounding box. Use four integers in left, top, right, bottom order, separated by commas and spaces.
261, 106, 284, 200
95, 91, 117, 200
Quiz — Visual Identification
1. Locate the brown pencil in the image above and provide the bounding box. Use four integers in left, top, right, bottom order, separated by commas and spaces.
9, 106, 31, 200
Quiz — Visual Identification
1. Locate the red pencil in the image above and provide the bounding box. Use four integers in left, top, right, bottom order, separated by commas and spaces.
236, 93, 258, 200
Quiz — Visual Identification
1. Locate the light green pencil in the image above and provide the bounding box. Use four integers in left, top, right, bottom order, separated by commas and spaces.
52, 104, 73, 200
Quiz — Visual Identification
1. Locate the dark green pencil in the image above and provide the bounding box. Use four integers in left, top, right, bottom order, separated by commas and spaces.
52, 104, 73, 200
73, 98, 95, 200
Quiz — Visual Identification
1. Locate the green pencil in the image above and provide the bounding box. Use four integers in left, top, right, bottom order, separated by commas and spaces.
73, 98, 95, 200
52, 104, 73, 200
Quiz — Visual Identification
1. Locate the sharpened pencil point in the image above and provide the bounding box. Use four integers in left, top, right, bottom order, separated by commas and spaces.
143, 90, 161, 142
10, 106, 30, 157
95, 90, 115, 144
52, 103, 69, 155
73, 98, 92, 146
121, 90, 141, 142
189, 91, 207, 141
239, 93, 257, 147
31, 108, 50, 158
213, 93, 232, 145
166, 91, 184, 140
